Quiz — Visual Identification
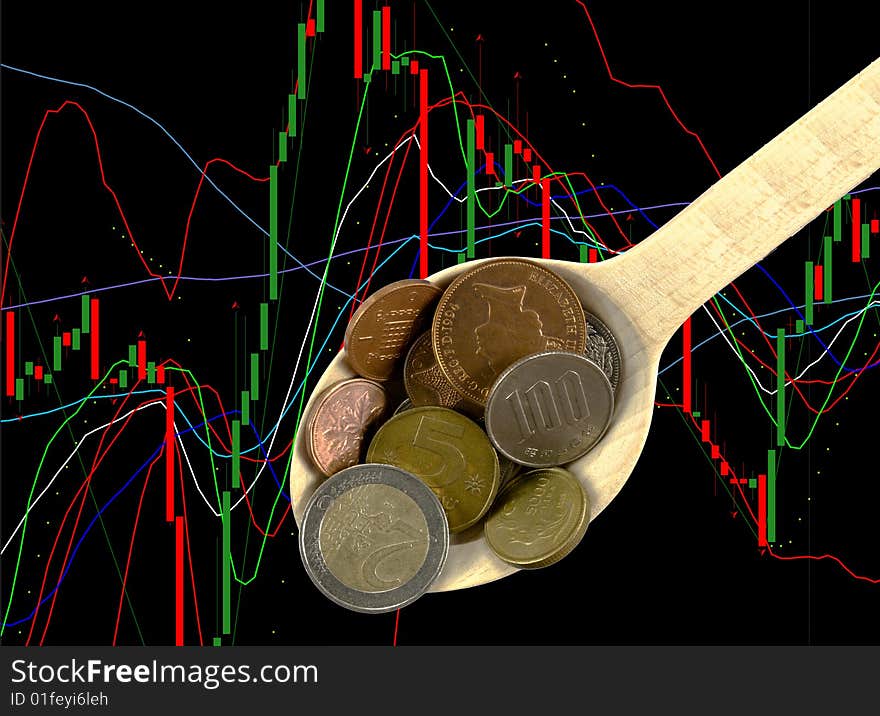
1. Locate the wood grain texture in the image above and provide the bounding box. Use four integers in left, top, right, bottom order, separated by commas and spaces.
289, 56, 880, 593
588, 56, 880, 346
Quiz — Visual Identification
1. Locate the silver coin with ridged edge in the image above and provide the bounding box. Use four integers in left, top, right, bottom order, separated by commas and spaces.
584, 310, 621, 393
298, 463, 449, 613
485, 351, 614, 468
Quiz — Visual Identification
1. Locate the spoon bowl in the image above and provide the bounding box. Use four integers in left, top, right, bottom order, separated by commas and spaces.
290, 57, 880, 592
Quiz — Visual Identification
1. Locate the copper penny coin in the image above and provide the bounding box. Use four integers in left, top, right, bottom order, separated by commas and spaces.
404, 332, 475, 413
344, 279, 442, 380
432, 259, 586, 406
484, 351, 614, 468
305, 377, 389, 476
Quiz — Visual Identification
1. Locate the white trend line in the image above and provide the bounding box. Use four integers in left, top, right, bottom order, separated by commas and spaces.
700, 300, 878, 395
1, 400, 164, 556
232, 133, 419, 511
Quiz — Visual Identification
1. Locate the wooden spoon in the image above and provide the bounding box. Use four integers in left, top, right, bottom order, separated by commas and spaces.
290, 57, 880, 592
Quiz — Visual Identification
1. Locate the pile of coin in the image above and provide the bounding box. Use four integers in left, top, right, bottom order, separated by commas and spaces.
298, 259, 621, 612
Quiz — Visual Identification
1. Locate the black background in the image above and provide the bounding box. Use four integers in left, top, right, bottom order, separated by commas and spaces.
2, 1, 879, 645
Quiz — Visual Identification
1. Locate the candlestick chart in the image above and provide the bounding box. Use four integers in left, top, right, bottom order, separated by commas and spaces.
2, 1, 879, 645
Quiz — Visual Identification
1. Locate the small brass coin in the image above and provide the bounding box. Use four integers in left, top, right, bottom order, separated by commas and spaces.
345, 279, 441, 381
432, 258, 587, 406
305, 377, 389, 476
299, 463, 449, 613
366, 406, 500, 533
484, 466, 590, 569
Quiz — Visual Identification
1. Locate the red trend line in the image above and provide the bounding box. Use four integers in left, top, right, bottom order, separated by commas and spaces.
713, 281, 880, 415
393, 608, 401, 646
237, 469, 292, 538
346, 131, 413, 323
17, 364, 286, 642
682, 404, 880, 586
567, 0, 880, 582
34, 383, 219, 644
361, 138, 418, 309
767, 547, 880, 584
112, 450, 161, 645
180, 489, 205, 647
0, 100, 269, 307
28, 475, 91, 645
30, 381, 180, 641
32, 391, 167, 644
574, 1, 722, 179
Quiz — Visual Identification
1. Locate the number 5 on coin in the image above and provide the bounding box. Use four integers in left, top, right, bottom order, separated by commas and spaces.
412, 416, 466, 487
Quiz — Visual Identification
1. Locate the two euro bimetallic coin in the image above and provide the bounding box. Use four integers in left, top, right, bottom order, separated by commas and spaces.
299, 463, 449, 613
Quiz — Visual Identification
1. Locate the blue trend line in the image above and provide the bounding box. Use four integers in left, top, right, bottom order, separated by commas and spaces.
409, 246, 421, 278
246, 422, 289, 502
3, 444, 163, 628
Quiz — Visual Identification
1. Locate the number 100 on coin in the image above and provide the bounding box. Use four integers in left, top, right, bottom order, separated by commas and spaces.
486, 352, 615, 468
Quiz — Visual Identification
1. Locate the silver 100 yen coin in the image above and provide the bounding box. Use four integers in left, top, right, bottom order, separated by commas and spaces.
485, 351, 614, 468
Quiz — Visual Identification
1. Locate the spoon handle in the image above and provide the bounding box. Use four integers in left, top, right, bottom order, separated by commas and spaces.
590, 56, 880, 347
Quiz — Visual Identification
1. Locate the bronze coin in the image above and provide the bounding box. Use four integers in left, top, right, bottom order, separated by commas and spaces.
345, 279, 442, 380
432, 259, 587, 406
305, 378, 389, 476
404, 331, 474, 412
